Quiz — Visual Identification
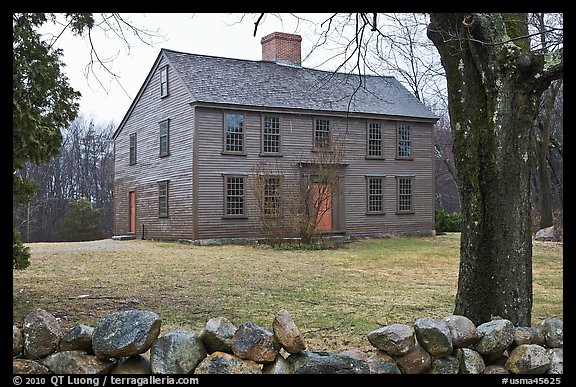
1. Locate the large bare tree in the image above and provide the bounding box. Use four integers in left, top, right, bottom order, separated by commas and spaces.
427, 13, 562, 325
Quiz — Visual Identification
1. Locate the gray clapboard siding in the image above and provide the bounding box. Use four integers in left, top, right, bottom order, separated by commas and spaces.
114, 49, 436, 241
342, 119, 434, 235
114, 57, 194, 239
193, 107, 435, 240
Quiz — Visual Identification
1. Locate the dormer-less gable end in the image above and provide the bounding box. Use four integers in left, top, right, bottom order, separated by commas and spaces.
113, 49, 193, 141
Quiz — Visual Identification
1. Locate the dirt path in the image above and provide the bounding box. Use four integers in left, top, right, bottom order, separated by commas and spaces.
27, 239, 136, 253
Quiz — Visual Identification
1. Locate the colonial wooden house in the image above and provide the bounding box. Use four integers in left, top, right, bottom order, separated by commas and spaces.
113, 32, 438, 242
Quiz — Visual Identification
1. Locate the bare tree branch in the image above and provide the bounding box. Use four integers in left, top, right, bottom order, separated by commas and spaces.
253, 13, 264, 37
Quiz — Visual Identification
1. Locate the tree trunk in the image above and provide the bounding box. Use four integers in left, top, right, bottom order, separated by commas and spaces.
428, 13, 562, 326
536, 121, 553, 229
534, 81, 562, 229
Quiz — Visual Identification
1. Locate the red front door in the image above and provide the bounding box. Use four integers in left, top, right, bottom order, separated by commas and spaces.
312, 183, 332, 231
129, 191, 136, 233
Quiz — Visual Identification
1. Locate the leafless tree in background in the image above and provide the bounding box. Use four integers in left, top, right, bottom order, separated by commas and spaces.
13, 116, 115, 242
528, 13, 564, 232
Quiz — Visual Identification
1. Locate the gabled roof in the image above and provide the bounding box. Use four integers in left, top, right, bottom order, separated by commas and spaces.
115, 48, 437, 139
163, 48, 437, 120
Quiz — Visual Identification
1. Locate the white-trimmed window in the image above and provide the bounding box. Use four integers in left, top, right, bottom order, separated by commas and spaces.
160, 66, 168, 97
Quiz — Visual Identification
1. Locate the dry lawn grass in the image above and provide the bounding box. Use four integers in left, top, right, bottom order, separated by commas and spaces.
13, 233, 562, 353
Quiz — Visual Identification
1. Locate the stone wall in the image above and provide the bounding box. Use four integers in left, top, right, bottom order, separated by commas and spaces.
13, 308, 563, 374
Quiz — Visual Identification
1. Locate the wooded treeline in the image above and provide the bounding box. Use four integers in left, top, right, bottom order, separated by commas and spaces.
13, 116, 114, 242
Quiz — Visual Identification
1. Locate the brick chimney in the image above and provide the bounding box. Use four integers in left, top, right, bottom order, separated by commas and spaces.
261, 32, 302, 66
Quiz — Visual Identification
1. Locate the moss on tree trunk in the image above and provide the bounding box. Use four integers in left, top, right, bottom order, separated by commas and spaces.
428, 13, 562, 326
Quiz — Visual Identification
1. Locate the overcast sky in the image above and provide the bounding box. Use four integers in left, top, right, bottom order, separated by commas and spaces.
43, 13, 339, 127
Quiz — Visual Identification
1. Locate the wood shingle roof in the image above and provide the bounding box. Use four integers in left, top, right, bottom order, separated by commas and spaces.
163, 48, 438, 120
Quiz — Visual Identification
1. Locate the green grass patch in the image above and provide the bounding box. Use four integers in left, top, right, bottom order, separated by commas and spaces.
13, 234, 562, 352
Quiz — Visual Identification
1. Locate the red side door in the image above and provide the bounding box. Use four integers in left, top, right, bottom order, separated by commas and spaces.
312, 183, 332, 231
129, 191, 136, 233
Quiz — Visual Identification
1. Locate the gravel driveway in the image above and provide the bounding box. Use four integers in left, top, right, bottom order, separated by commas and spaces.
28, 239, 135, 253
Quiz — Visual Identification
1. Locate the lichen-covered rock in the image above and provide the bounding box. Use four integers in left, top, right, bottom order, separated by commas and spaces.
199, 317, 237, 353
442, 315, 478, 348
92, 310, 161, 359
506, 344, 550, 374
547, 348, 563, 374
456, 348, 485, 374
287, 351, 369, 374
194, 351, 261, 374
514, 326, 546, 347
111, 355, 152, 374
475, 319, 514, 355
366, 351, 401, 374
483, 365, 510, 374
428, 356, 460, 374
540, 318, 563, 348
13, 325, 23, 357
42, 350, 116, 374
272, 309, 306, 354
59, 324, 94, 353
22, 309, 63, 359
394, 343, 431, 374
262, 354, 292, 374
150, 329, 207, 374
13, 359, 50, 374
414, 317, 453, 356
367, 324, 415, 356
231, 322, 280, 364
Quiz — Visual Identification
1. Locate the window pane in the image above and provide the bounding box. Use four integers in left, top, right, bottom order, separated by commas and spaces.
398, 178, 412, 211
225, 114, 244, 153
263, 116, 280, 154
263, 177, 280, 216
226, 176, 244, 215
368, 123, 382, 157
129, 133, 136, 164
160, 67, 168, 96
368, 178, 383, 213
159, 182, 168, 216
160, 121, 169, 155
314, 119, 330, 148
398, 124, 411, 157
